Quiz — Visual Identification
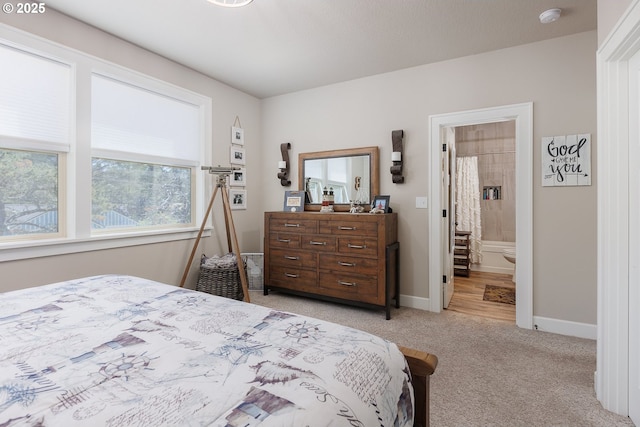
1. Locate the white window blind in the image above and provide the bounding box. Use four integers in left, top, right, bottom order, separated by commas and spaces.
0, 43, 71, 149
327, 157, 347, 183
91, 74, 200, 164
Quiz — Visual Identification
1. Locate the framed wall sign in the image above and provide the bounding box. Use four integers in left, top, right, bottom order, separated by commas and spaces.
541, 134, 591, 186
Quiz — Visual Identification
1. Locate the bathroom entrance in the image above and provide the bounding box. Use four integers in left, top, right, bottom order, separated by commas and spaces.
443, 121, 517, 321
428, 103, 533, 329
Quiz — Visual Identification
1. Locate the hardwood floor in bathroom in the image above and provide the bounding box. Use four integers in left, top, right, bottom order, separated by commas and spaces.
446, 270, 516, 322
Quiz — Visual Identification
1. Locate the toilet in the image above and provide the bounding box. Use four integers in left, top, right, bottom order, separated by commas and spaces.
502, 248, 516, 283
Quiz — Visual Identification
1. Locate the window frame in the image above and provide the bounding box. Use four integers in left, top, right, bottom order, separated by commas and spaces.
0, 25, 212, 262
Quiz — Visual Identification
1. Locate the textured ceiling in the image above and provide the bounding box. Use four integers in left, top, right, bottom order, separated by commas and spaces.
44, 0, 597, 99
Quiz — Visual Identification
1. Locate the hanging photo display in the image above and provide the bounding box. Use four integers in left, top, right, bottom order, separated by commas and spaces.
541, 134, 591, 187
231, 126, 244, 145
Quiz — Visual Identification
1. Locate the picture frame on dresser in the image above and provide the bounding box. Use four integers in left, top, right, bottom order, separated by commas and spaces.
283, 190, 304, 212
372, 195, 391, 213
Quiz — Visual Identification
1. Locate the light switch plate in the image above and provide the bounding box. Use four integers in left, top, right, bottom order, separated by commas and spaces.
416, 197, 428, 209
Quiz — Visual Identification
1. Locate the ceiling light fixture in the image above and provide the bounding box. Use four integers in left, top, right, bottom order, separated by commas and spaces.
539, 8, 562, 24
207, 0, 253, 7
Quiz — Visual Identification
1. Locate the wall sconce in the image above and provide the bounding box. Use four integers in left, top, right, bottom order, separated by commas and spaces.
278, 142, 291, 186
390, 129, 404, 183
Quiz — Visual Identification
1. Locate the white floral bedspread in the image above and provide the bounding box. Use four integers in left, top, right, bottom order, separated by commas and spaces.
0, 275, 413, 426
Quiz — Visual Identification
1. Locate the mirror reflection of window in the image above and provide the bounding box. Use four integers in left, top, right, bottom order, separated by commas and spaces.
303, 155, 370, 204
327, 157, 347, 186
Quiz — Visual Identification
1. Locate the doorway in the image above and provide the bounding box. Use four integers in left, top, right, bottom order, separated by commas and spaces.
444, 121, 517, 322
428, 103, 533, 330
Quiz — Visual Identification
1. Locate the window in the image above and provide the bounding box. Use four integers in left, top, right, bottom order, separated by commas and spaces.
0, 43, 71, 241
0, 149, 60, 238
92, 158, 191, 230
0, 29, 211, 259
90, 74, 201, 232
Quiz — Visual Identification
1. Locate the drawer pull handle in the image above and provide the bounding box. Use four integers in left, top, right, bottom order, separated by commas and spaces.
284, 256, 300, 260
338, 226, 356, 230
347, 243, 366, 249
338, 280, 356, 287
285, 273, 299, 278
277, 238, 291, 243
309, 241, 327, 246
338, 262, 356, 267
284, 223, 300, 227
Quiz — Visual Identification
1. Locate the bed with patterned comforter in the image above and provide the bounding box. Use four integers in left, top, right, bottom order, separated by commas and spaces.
0, 274, 415, 426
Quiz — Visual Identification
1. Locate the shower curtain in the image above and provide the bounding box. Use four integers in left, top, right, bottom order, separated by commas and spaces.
456, 156, 483, 263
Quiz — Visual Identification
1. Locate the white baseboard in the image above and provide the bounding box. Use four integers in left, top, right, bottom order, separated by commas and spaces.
398, 296, 595, 340
399, 294, 431, 311
532, 315, 596, 340
471, 265, 514, 275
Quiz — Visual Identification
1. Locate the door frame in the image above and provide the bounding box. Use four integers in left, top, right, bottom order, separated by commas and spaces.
596, 0, 640, 418
428, 103, 533, 329
627, 48, 640, 426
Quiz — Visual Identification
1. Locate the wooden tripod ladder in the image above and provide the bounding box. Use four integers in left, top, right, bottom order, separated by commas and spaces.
179, 173, 250, 303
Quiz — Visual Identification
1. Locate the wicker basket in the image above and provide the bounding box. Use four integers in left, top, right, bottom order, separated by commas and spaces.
196, 254, 245, 300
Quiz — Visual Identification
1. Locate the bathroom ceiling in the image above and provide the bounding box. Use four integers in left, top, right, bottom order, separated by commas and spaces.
43, 0, 597, 99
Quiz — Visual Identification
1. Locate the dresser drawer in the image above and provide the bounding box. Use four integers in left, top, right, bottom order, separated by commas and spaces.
319, 220, 377, 237
337, 237, 378, 257
270, 248, 317, 268
300, 234, 337, 252
319, 253, 378, 276
269, 265, 317, 291
269, 232, 301, 249
269, 218, 317, 234
318, 271, 379, 304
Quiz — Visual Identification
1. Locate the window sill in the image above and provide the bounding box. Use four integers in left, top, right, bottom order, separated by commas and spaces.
0, 227, 211, 262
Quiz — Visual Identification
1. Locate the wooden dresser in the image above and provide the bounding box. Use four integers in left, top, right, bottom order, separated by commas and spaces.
264, 211, 399, 319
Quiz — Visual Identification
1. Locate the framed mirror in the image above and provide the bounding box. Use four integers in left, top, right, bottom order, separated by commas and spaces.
299, 146, 379, 212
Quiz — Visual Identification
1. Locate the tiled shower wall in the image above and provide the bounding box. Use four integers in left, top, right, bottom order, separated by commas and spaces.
455, 121, 516, 242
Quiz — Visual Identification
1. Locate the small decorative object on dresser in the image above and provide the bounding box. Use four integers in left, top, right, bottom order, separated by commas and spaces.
283, 190, 304, 212
371, 194, 391, 213
263, 211, 400, 319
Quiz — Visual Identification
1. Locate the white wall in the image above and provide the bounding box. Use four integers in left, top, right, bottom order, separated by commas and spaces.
598, 0, 633, 46
0, 10, 263, 291
261, 31, 598, 325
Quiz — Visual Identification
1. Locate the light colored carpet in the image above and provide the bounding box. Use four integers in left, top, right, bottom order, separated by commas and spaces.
248, 290, 634, 427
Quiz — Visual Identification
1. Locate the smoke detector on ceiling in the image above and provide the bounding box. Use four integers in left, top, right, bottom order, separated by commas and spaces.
539, 8, 562, 24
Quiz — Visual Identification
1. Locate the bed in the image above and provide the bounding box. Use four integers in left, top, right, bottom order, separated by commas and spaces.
0, 275, 437, 426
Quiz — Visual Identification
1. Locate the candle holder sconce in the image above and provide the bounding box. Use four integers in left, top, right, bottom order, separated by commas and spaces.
278, 142, 291, 186
390, 129, 404, 183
